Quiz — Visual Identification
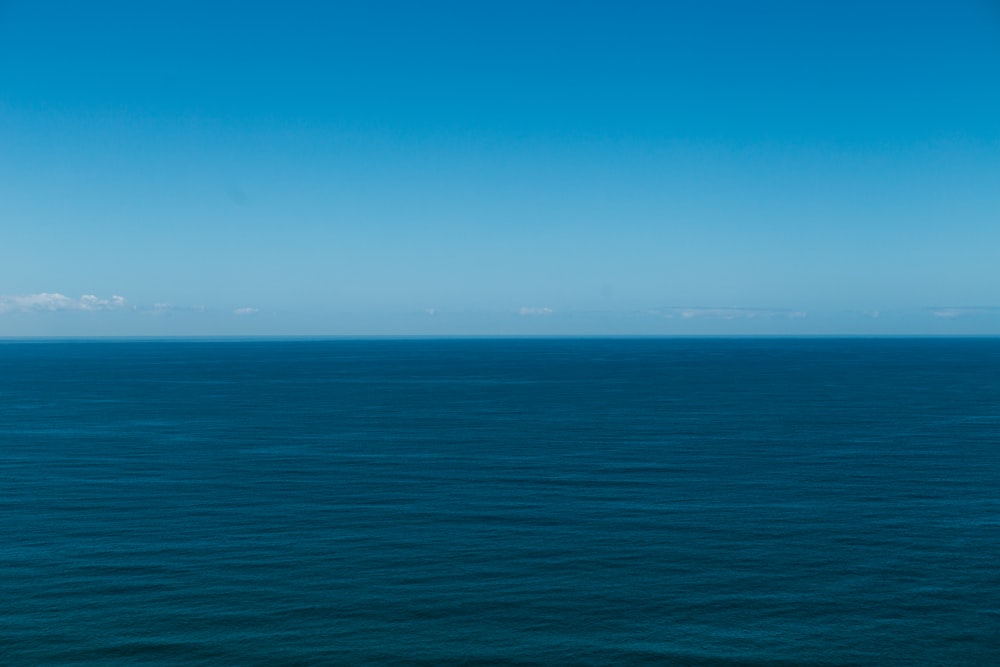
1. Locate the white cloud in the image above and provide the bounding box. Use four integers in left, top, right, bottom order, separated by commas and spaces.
79, 294, 126, 311
649, 307, 807, 320
518, 307, 553, 316
0, 293, 127, 314
233, 307, 259, 316
930, 307, 1000, 319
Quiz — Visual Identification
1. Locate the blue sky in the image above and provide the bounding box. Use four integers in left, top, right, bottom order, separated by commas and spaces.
2, 1, 999, 335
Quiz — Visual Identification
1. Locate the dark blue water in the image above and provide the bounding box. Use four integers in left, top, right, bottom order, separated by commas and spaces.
2, 338, 998, 665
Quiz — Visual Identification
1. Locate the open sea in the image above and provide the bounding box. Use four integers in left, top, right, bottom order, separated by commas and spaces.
1, 337, 998, 665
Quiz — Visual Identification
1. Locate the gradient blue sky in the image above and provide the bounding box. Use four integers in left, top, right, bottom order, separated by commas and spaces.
2, 1, 999, 335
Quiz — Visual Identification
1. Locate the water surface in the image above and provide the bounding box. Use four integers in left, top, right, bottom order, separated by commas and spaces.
2, 338, 998, 665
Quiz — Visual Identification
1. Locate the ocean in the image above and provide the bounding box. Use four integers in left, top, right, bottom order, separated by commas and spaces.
1, 338, 998, 665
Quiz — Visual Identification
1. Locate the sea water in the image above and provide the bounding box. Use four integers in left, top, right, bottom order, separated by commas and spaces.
1, 338, 998, 665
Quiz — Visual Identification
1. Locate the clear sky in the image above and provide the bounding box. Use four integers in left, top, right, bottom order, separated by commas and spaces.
2, 1, 999, 336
